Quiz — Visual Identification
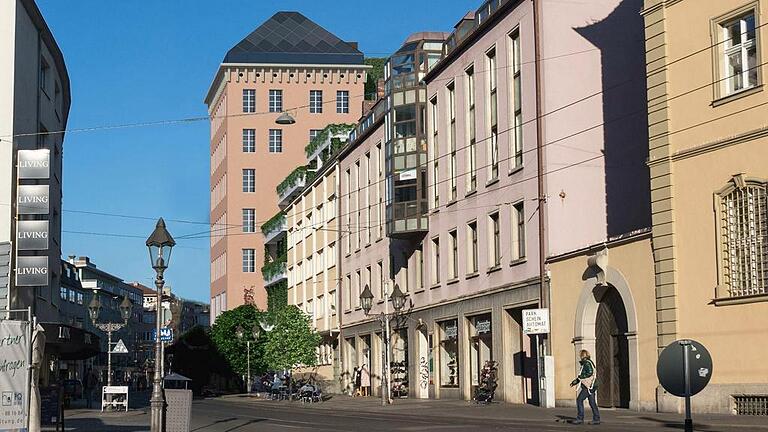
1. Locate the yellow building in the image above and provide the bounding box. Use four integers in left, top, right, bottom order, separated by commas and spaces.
641, 0, 768, 414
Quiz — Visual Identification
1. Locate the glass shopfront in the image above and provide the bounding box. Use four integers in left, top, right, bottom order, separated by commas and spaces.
439, 319, 459, 388
468, 314, 493, 387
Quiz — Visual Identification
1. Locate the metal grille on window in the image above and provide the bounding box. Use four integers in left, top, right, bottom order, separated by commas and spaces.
721, 184, 768, 297
734, 395, 768, 416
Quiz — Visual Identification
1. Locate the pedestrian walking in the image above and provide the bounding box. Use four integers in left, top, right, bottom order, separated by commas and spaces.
569, 350, 600, 425
352, 367, 362, 397
360, 364, 370, 397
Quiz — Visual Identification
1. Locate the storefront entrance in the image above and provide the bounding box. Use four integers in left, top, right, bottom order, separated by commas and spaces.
595, 286, 630, 408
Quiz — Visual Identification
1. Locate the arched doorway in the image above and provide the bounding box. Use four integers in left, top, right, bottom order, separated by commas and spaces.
594, 286, 630, 408
574, 265, 640, 410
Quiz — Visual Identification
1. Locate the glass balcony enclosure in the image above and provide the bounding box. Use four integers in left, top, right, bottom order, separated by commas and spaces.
385, 36, 445, 237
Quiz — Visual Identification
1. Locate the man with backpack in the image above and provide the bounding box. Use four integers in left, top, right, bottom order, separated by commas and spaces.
569, 350, 601, 425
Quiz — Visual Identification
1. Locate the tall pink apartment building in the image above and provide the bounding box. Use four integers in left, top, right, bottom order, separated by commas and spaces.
205, 12, 367, 320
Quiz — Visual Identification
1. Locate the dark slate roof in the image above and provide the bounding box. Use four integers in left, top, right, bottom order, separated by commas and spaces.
223, 11, 364, 65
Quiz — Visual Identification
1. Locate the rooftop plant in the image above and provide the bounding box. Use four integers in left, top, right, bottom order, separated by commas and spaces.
276, 166, 308, 197
304, 123, 355, 159
260, 212, 285, 236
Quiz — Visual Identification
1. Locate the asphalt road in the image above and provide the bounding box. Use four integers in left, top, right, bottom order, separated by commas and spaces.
186, 398, 759, 432
49, 395, 768, 432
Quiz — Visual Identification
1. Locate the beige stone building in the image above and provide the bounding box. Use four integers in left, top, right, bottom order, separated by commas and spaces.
277, 123, 355, 391
640, 0, 768, 414
205, 12, 367, 320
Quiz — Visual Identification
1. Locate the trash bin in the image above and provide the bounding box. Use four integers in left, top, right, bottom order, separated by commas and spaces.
164, 373, 192, 432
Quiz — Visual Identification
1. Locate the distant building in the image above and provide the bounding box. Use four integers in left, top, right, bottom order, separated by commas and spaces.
205, 11, 369, 320
70, 256, 145, 384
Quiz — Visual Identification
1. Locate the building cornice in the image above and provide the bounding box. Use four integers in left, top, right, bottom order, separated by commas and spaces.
204, 63, 372, 106
640, 0, 683, 17
424, 0, 523, 83
545, 228, 652, 264
672, 124, 768, 161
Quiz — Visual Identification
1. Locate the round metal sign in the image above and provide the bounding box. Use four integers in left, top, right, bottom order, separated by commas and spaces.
657, 339, 712, 397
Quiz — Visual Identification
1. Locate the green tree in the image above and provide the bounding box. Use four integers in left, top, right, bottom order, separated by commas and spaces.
364, 57, 387, 100
209, 305, 268, 376
262, 305, 321, 371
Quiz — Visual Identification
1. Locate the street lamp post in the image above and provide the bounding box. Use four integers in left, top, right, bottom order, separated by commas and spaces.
88, 292, 133, 386
236, 324, 261, 394
146, 218, 175, 432
360, 282, 406, 406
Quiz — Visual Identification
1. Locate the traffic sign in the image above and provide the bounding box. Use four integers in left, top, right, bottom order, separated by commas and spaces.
152, 327, 173, 342
522, 308, 549, 335
112, 339, 128, 354
657, 339, 712, 397
657, 339, 712, 432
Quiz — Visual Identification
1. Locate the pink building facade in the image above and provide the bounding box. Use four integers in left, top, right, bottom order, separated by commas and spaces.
205, 12, 367, 320
338, 0, 649, 406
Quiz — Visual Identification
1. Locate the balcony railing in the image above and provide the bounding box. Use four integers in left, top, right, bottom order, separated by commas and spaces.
277, 166, 313, 208
261, 212, 286, 245
261, 255, 287, 288
304, 123, 355, 161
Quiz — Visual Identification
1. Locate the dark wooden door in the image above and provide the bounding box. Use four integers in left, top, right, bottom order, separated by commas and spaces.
595, 287, 630, 408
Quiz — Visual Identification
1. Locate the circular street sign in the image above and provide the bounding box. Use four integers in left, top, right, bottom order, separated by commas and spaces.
657, 339, 713, 397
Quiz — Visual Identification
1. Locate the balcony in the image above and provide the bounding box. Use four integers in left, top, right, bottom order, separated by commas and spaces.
261, 212, 286, 245
277, 166, 312, 209
261, 256, 287, 288
304, 123, 355, 164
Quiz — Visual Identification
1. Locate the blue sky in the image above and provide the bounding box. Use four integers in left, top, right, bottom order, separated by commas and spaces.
36, 0, 478, 302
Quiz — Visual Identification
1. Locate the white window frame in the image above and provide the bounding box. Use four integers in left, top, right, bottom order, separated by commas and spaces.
721, 11, 758, 96
269, 89, 283, 113
243, 89, 256, 113
269, 129, 283, 153
242, 169, 255, 193
242, 128, 255, 153
310, 90, 323, 113
336, 90, 349, 113
242, 208, 255, 233
242, 249, 255, 273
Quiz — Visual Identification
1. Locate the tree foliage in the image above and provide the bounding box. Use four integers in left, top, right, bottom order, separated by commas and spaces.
263, 306, 321, 371
364, 57, 387, 100
209, 305, 268, 376
209, 304, 321, 376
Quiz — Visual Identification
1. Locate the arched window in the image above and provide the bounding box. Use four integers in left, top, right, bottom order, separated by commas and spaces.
718, 175, 768, 298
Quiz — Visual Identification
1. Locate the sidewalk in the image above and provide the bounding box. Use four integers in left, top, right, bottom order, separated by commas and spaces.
226, 393, 768, 431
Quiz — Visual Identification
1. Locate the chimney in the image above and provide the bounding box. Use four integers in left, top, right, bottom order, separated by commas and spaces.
346, 41, 359, 50
377, 78, 385, 99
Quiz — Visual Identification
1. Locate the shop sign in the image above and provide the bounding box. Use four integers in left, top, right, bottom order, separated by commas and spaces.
15, 256, 49, 287
475, 319, 491, 334
399, 169, 417, 181
444, 322, 458, 338
523, 308, 550, 335
16, 185, 49, 215
0, 320, 30, 429
17, 149, 50, 179
16, 220, 49, 251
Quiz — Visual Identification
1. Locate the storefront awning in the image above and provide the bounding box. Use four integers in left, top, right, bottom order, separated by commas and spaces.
40, 323, 101, 361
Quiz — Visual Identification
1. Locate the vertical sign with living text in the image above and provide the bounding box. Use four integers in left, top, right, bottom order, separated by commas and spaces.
15, 149, 51, 288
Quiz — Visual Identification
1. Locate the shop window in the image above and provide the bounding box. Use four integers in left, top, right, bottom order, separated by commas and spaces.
468, 314, 493, 387
439, 319, 459, 388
